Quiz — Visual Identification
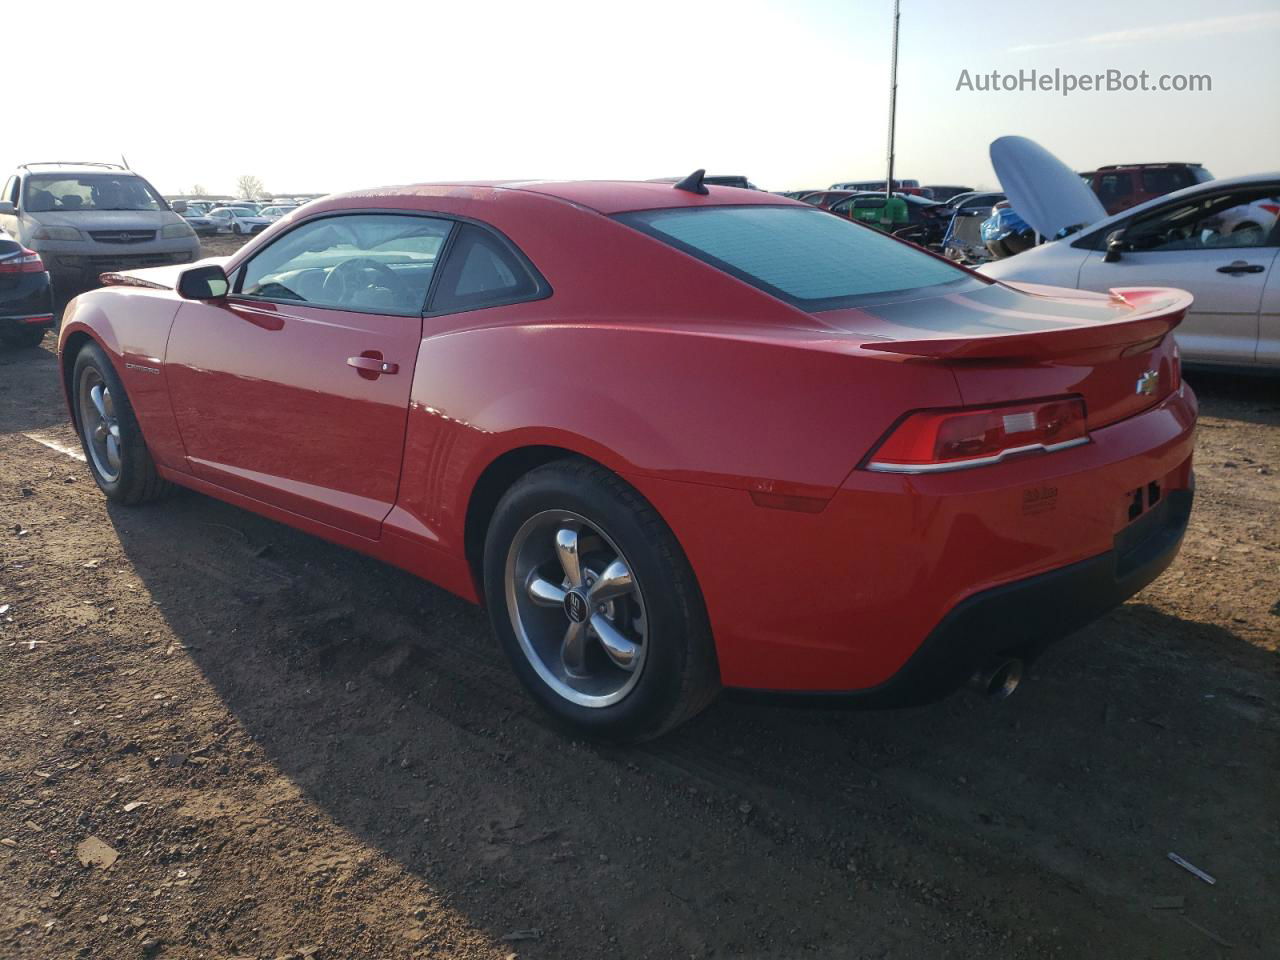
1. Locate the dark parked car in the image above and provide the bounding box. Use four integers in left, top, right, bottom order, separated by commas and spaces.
797, 189, 862, 209
0, 226, 55, 348
922, 184, 974, 202
177, 209, 221, 237
828, 193, 948, 246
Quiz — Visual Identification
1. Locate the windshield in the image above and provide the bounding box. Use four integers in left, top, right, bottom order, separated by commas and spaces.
618, 205, 970, 310
24, 174, 165, 212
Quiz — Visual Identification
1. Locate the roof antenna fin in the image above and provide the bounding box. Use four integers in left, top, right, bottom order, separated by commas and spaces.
673, 169, 709, 196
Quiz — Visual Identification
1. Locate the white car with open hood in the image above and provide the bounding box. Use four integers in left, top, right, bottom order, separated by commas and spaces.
980, 136, 1280, 370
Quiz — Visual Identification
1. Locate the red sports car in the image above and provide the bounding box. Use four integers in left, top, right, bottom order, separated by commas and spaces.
57, 173, 1197, 741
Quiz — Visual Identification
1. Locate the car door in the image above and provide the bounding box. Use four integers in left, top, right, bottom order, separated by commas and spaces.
1078, 184, 1280, 365
164, 211, 454, 538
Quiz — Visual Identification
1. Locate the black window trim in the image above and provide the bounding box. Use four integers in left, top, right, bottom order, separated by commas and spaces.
614, 203, 979, 313
423, 217, 552, 318
1070, 182, 1280, 252
229, 209, 551, 319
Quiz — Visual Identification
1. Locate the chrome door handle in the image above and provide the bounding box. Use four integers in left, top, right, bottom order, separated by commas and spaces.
346, 356, 399, 374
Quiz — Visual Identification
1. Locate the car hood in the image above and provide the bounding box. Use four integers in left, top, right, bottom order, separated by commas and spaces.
99, 256, 230, 290
28, 209, 185, 230
989, 136, 1106, 240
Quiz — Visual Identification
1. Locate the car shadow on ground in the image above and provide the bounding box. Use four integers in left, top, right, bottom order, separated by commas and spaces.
104, 485, 1280, 957
0, 339, 69, 434
1182, 368, 1280, 428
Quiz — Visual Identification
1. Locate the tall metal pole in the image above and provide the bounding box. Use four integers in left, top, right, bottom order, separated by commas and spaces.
885, 0, 900, 198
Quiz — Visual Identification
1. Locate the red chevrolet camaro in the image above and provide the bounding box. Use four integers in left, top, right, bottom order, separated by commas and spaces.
56, 174, 1197, 740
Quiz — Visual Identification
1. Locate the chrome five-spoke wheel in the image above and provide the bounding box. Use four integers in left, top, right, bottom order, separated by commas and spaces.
505, 510, 648, 708
78, 367, 122, 483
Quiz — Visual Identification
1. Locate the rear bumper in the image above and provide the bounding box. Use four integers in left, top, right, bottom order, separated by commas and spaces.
732, 485, 1192, 707
627, 384, 1197, 696
0, 272, 55, 332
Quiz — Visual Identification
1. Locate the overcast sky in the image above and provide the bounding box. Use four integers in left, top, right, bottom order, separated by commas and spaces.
6, 0, 1277, 196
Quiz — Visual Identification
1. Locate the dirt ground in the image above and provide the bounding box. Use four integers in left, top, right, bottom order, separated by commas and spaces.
1, 258, 1277, 958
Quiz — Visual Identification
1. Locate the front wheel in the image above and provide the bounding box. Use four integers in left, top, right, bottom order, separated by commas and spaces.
484, 459, 718, 741
232, 223, 243, 236
71, 342, 172, 504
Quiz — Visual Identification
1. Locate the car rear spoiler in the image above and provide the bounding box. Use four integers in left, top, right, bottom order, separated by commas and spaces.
860, 287, 1191, 362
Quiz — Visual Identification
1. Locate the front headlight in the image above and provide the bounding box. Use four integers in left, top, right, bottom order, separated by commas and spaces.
161, 222, 196, 239
33, 225, 83, 242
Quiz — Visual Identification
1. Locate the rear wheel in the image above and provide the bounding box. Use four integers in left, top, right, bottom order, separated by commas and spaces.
71, 342, 172, 504
2, 327, 47, 349
484, 459, 718, 741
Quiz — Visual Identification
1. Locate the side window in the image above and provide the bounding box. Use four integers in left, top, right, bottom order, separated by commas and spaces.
1142, 168, 1193, 196
1096, 172, 1132, 206
1124, 188, 1280, 252
2, 177, 16, 205
428, 223, 545, 314
239, 213, 453, 315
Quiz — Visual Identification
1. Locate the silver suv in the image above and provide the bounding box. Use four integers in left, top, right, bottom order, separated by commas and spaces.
0, 162, 201, 293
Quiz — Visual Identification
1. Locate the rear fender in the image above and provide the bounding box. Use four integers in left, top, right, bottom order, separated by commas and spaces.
389, 320, 962, 558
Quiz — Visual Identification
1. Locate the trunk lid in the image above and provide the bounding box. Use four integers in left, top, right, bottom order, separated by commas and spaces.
819, 279, 1189, 430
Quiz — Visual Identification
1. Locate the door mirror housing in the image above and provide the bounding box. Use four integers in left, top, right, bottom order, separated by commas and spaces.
171, 200, 188, 213
1103, 229, 1126, 263
177, 264, 230, 300
0, 200, 15, 215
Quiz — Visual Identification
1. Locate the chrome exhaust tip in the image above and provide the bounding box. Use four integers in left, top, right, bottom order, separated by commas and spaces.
969, 657, 1023, 701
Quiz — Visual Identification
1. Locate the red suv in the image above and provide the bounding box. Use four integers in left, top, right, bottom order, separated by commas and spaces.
1085, 163, 1213, 215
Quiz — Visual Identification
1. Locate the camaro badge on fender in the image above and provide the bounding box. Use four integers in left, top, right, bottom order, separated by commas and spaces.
1136, 370, 1160, 396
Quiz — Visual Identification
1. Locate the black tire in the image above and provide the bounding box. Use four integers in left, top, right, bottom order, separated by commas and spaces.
483, 458, 719, 741
2, 326, 47, 349
232, 223, 243, 236
71, 342, 172, 505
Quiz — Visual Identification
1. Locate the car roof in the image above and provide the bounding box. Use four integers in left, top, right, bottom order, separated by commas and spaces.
1094, 162, 1202, 171
315, 180, 797, 216
19, 162, 135, 176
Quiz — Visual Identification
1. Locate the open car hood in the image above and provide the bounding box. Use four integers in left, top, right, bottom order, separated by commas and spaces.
989, 136, 1107, 240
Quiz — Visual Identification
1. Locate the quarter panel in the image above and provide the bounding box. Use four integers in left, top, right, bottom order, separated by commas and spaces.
390, 316, 963, 560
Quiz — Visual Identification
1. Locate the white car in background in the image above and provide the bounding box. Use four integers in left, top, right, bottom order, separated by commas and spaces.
257, 205, 295, 222
206, 206, 272, 236
1205, 196, 1280, 244
979, 137, 1280, 370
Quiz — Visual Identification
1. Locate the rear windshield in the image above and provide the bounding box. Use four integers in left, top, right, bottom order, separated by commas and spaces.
617, 205, 969, 309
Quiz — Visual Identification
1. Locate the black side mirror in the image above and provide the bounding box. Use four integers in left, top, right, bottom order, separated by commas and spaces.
1103, 230, 1125, 263
177, 264, 230, 300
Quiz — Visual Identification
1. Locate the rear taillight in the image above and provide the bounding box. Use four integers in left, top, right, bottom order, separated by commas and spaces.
865, 397, 1089, 473
0, 247, 46, 274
